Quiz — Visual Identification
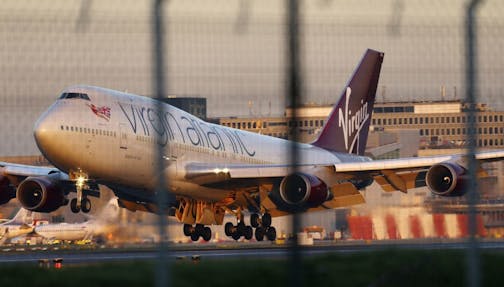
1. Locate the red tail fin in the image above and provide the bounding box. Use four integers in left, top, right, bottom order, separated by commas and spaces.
312, 49, 384, 155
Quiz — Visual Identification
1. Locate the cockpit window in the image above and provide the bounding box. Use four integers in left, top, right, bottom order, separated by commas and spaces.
58, 92, 90, 101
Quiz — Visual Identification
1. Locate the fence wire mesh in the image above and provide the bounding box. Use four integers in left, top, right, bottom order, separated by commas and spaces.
1, 0, 504, 286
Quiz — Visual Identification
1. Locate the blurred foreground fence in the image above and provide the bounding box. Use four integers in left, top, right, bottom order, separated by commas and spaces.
2, 1, 504, 286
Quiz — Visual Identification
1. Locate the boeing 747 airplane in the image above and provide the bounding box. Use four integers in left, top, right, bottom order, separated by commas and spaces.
1, 49, 503, 241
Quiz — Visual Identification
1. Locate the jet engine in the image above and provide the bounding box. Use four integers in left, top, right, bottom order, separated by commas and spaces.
426, 162, 467, 196
0, 175, 15, 205
16, 176, 67, 212
272, 173, 331, 211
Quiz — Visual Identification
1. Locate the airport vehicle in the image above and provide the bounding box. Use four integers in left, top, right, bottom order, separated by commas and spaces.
0, 49, 503, 242
0, 208, 34, 244
33, 198, 119, 242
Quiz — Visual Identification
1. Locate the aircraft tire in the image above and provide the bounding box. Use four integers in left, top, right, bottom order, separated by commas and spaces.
224, 222, 234, 236
202, 227, 212, 241
255, 227, 265, 241
70, 198, 80, 213
231, 230, 241, 241
190, 232, 200, 242
244, 226, 253, 240
224, 222, 233, 236
266, 227, 276, 241
237, 221, 246, 233
183, 224, 192, 236
81, 198, 91, 213
195, 224, 205, 236
262, 213, 272, 227
250, 214, 260, 228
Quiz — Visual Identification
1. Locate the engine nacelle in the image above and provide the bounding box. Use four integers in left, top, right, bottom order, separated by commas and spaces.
275, 173, 331, 211
0, 175, 15, 205
426, 162, 467, 196
16, 176, 67, 212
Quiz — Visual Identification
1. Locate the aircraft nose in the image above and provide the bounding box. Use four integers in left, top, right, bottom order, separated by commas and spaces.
33, 111, 54, 154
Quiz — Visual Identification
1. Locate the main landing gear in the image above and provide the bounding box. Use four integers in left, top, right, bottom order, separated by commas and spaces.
184, 224, 212, 242
225, 213, 276, 241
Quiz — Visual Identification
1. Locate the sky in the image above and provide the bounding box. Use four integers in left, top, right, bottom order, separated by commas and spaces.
0, 0, 503, 155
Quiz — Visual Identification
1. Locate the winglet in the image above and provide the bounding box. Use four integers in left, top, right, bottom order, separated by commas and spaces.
312, 49, 384, 155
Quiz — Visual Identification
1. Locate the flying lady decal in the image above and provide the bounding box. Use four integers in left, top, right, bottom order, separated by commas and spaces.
87, 103, 111, 121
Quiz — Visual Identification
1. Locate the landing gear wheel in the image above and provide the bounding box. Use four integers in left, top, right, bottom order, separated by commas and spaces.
224, 222, 234, 237
195, 224, 204, 235
190, 232, 200, 242
231, 231, 241, 241
250, 214, 260, 228
70, 198, 80, 213
237, 222, 246, 234
183, 224, 192, 236
81, 198, 91, 213
255, 227, 265, 241
262, 213, 272, 227
202, 227, 212, 242
244, 226, 253, 240
266, 227, 277, 241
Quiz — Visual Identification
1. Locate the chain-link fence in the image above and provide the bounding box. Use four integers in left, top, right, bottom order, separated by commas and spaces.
1, 0, 504, 286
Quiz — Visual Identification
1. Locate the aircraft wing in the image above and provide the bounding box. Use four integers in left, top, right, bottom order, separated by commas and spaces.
0, 162, 67, 181
186, 150, 504, 182
0, 162, 100, 209
185, 150, 504, 212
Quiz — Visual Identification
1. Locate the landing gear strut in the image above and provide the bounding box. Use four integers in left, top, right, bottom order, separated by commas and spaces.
184, 224, 212, 242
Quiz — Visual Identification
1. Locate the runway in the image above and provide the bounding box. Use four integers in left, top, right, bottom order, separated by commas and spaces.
2, 239, 504, 265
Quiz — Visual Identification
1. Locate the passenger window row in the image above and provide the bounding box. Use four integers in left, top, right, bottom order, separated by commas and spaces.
60, 125, 116, 137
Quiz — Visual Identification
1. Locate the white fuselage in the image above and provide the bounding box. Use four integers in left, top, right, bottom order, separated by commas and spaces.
34, 222, 92, 241
34, 86, 371, 202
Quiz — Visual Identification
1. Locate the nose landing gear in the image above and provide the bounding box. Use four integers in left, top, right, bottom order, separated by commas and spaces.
70, 197, 91, 213
69, 170, 92, 214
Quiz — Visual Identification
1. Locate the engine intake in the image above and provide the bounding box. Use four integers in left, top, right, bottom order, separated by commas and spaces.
426, 162, 467, 196
16, 176, 67, 212
277, 173, 331, 210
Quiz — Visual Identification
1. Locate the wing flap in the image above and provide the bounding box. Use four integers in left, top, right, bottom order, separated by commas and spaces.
374, 171, 427, 193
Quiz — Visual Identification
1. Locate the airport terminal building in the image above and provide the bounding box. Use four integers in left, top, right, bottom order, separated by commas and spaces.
216, 100, 504, 151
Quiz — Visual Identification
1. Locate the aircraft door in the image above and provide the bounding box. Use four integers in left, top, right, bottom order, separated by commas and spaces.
166, 143, 178, 178
84, 126, 94, 167
119, 123, 128, 150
